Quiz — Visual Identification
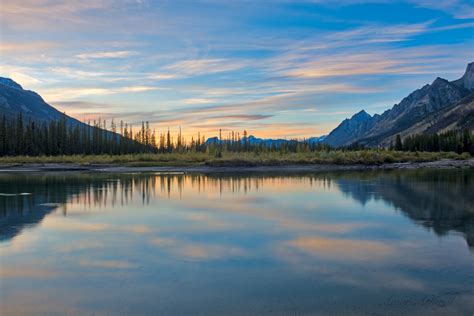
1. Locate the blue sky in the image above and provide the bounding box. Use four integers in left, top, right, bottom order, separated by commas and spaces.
1, 0, 473, 138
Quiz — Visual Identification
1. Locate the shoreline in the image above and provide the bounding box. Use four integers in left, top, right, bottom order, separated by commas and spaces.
0, 158, 472, 173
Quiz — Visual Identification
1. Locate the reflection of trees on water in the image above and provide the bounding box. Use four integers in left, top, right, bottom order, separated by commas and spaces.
0, 173, 332, 243
0, 170, 472, 248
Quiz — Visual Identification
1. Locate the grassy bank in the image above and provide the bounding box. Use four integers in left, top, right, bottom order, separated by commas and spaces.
0, 150, 470, 167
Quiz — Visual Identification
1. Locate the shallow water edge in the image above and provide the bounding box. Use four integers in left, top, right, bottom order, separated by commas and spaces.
0, 158, 472, 173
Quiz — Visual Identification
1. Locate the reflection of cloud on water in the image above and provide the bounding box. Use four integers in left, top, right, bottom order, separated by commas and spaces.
284, 236, 393, 261
176, 196, 376, 236
0, 265, 59, 279
273, 237, 434, 294
78, 259, 136, 269
41, 218, 152, 235
273, 232, 472, 297
41, 220, 110, 232
150, 237, 247, 261
125, 225, 152, 234
54, 240, 106, 253
180, 211, 239, 231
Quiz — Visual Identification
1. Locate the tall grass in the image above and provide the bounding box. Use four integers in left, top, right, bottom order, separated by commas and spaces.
0, 150, 468, 167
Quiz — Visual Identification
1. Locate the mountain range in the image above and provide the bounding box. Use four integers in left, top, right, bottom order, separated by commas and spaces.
323, 62, 474, 147
1, 61, 473, 148
206, 135, 326, 147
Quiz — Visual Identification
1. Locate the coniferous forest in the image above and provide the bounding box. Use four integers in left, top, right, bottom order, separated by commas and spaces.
0, 113, 473, 157
393, 130, 473, 154
0, 114, 332, 156
0, 114, 157, 156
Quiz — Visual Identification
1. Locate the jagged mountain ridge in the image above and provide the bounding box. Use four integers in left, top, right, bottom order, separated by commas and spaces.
322, 110, 378, 147
453, 62, 474, 90
399, 93, 474, 138
324, 62, 474, 147
0, 77, 83, 127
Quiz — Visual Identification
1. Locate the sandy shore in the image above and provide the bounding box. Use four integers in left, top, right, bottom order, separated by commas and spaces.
0, 158, 472, 173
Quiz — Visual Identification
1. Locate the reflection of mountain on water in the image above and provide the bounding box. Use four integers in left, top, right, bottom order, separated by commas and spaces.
0, 171, 472, 249
0, 201, 57, 242
0, 173, 181, 242
336, 170, 474, 249
0, 173, 127, 243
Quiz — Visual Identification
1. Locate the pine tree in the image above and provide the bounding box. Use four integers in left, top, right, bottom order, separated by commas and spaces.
0, 115, 6, 155
166, 128, 171, 153
395, 134, 403, 151
462, 128, 472, 153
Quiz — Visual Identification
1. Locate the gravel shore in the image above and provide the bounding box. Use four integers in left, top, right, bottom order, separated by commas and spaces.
0, 158, 472, 173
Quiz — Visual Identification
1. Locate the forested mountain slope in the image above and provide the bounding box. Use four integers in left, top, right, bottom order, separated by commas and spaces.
324, 62, 474, 147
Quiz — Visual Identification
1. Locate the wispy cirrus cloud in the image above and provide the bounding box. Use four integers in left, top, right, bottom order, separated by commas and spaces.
1, 0, 472, 138
271, 43, 471, 79
0, 40, 59, 53
50, 67, 107, 78
8, 72, 41, 86
322, 21, 434, 45
210, 114, 274, 121
40, 85, 164, 101
119, 85, 162, 93
147, 73, 178, 80
164, 58, 249, 76
182, 98, 216, 104
409, 0, 474, 19
280, 0, 474, 19
76, 50, 137, 59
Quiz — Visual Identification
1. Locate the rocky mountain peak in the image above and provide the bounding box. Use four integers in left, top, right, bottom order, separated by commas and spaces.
0, 77, 23, 90
323, 109, 376, 147
431, 77, 449, 87
351, 110, 371, 121
453, 62, 474, 90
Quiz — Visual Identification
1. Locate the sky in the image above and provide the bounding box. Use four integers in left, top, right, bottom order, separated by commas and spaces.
1, 0, 473, 139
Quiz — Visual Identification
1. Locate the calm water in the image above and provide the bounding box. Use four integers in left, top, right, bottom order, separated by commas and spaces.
0, 170, 473, 315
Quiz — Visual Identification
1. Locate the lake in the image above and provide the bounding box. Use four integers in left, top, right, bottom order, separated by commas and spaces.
0, 170, 473, 315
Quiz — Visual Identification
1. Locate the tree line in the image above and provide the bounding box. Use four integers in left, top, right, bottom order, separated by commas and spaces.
0, 114, 157, 156
392, 129, 473, 154
0, 113, 472, 156
0, 114, 332, 156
